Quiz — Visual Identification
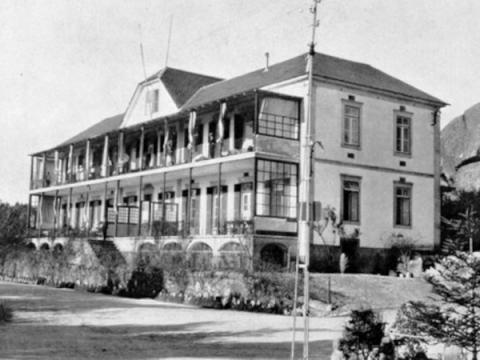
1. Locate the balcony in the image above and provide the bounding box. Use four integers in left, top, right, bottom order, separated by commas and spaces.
30, 91, 301, 191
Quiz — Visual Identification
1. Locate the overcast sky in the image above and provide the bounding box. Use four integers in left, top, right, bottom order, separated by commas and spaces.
1, 0, 479, 204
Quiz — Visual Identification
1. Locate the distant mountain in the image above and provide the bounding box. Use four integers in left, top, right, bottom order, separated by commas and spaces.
441, 103, 480, 177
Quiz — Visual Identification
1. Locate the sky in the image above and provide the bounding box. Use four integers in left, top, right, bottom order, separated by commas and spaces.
1, 0, 479, 204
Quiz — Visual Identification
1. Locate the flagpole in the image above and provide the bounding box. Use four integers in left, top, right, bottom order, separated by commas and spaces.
297, 1, 321, 359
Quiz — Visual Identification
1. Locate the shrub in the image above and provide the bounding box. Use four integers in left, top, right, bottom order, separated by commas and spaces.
0, 303, 13, 323
339, 308, 386, 359
126, 266, 164, 298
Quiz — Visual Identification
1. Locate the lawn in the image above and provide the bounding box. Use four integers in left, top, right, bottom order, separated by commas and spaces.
0, 281, 338, 360
0, 274, 434, 359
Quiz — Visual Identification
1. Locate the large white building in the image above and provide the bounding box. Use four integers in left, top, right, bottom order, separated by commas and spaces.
27, 52, 446, 268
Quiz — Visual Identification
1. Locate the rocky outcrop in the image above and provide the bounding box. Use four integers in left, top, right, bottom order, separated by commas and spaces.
441, 103, 480, 184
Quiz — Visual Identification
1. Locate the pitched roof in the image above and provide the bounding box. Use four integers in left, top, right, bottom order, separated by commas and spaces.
58, 113, 124, 148
183, 52, 447, 109
159, 67, 221, 107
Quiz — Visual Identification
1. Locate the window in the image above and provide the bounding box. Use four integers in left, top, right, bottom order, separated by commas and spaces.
394, 183, 412, 226
145, 89, 159, 114
395, 114, 411, 155
342, 101, 361, 147
258, 97, 299, 139
256, 160, 297, 218
341, 176, 360, 223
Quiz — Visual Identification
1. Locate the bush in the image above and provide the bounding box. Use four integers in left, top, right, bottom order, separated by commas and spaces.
125, 266, 164, 298
339, 308, 386, 359
0, 303, 13, 323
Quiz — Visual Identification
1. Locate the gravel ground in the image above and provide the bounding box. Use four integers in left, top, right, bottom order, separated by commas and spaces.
0, 281, 343, 360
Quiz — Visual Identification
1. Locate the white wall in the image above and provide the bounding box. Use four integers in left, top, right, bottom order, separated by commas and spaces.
314, 161, 434, 249
265, 78, 438, 250
121, 80, 179, 128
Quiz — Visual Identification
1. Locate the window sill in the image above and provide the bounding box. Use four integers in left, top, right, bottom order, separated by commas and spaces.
341, 143, 361, 150
394, 151, 412, 158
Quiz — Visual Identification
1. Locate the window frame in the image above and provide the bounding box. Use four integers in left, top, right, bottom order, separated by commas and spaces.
257, 96, 301, 141
255, 159, 298, 219
393, 110, 413, 157
340, 174, 361, 224
393, 181, 412, 228
341, 99, 362, 149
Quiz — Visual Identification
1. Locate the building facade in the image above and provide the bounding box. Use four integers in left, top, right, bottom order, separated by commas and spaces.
27, 53, 446, 268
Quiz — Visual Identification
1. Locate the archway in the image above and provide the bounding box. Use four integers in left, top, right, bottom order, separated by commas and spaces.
188, 242, 213, 270
53, 243, 64, 254
137, 242, 160, 266
260, 243, 287, 268
218, 242, 248, 269
26, 242, 37, 251
39, 243, 50, 251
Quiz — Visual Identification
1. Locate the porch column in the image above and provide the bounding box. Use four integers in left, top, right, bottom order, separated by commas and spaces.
38, 193, 44, 237
67, 187, 73, 235
162, 171, 167, 227
26, 194, 32, 237
139, 127, 145, 170
217, 162, 222, 233
102, 135, 109, 177
137, 176, 143, 236
29, 157, 34, 190
187, 167, 193, 235
253, 91, 258, 149
85, 187, 91, 232
53, 190, 59, 239
42, 153, 47, 187
85, 139, 91, 180
229, 114, 235, 151
156, 128, 162, 167
118, 131, 124, 173
68, 145, 73, 182
54, 150, 59, 186
114, 180, 120, 237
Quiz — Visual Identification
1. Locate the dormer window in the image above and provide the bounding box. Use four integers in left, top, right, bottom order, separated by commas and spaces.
145, 89, 159, 115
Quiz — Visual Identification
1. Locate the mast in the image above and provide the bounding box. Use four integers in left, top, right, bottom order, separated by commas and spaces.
297, 1, 321, 359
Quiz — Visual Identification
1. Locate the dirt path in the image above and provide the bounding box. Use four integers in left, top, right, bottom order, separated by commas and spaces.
0, 281, 346, 359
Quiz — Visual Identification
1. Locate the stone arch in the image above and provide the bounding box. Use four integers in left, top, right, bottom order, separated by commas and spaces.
218, 242, 248, 269
260, 243, 288, 268
53, 243, 64, 253
137, 242, 160, 266
39, 243, 50, 251
163, 242, 183, 252
188, 242, 213, 270
26, 242, 37, 251
161, 242, 184, 268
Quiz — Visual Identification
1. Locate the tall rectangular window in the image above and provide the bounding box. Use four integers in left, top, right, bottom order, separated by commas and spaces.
341, 176, 360, 223
395, 115, 411, 154
145, 89, 159, 114
256, 159, 297, 218
394, 183, 412, 226
343, 102, 361, 148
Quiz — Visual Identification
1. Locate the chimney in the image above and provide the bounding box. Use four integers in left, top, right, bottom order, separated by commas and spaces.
264, 52, 270, 72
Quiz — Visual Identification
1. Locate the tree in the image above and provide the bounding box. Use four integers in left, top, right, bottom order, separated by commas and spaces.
0, 201, 28, 246
394, 252, 480, 359
339, 308, 385, 359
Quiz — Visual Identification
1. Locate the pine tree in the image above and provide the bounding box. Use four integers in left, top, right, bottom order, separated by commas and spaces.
339, 309, 385, 359
394, 252, 480, 359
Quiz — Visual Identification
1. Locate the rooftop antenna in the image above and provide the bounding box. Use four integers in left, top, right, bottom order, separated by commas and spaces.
264, 52, 270, 72
138, 24, 148, 79
164, 15, 174, 67
291, 1, 322, 359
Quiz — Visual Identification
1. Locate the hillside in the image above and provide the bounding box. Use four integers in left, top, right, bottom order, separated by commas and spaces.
441, 102, 480, 176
